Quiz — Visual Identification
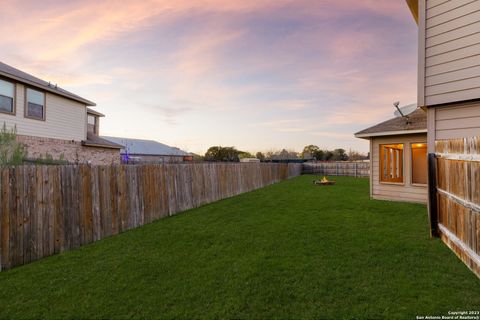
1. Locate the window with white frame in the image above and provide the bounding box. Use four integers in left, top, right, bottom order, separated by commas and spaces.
26, 88, 45, 120
0, 79, 15, 114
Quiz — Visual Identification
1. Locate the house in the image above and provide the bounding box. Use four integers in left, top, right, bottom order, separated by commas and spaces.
0, 61, 122, 164
405, 0, 480, 276
355, 106, 428, 203
102, 136, 191, 163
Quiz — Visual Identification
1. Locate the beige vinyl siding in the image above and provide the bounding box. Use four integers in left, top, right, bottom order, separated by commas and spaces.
420, 0, 480, 106
371, 134, 428, 204
433, 101, 480, 139
0, 83, 87, 141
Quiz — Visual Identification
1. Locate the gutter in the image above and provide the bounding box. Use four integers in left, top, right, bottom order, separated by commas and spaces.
354, 129, 427, 139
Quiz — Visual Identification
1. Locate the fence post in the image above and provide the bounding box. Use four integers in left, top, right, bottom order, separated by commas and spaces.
428, 153, 439, 238
336, 162, 338, 176
354, 162, 357, 178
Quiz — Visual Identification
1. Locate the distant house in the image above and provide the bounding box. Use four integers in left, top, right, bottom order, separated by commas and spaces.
355, 107, 427, 204
0, 61, 122, 164
102, 137, 191, 163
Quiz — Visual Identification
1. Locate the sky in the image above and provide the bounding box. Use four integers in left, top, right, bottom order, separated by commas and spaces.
0, 0, 418, 154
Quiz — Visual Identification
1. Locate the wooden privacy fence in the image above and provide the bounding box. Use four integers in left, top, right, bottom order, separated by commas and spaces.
302, 161, 370, 177
0, 163, 301, 271
434, 137, 480, 277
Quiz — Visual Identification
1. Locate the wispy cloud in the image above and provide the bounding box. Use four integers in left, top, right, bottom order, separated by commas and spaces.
0, 0, 417, 153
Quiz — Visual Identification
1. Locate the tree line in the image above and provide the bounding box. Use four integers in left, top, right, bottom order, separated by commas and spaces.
201, 145, 368, 162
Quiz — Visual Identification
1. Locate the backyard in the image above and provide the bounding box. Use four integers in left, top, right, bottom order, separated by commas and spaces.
0, 175, 478, 319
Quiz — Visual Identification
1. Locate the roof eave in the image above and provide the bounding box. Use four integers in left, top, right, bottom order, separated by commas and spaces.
0, 70, 96, 106
87, 108, 105, 117
82, 141, 123, 149
121, 153, 188, 157
354, 129, 427, 139
406, 0, 419, 24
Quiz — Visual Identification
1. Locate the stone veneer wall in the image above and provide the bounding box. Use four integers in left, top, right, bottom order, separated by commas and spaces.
17, 135, 120, 165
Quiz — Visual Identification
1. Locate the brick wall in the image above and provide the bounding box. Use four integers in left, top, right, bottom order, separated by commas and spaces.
17, 135, 120, 165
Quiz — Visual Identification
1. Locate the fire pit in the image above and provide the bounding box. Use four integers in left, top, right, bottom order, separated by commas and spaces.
313, 176, 336, 186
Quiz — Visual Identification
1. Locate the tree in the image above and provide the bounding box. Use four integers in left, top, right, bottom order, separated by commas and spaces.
274, 149, 299, 160
331, 148, 348, 161
323, 150, 334, 161
204, 146, 241, 162
238, 151, 254, 159
301, 145, 319, 159
255, 152, 265, 161
348, 149, 368, 161
0, 123, 27, 166
315, 149, 325, 161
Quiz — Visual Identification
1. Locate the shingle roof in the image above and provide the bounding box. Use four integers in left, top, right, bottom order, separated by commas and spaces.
82, 132, 123, 149
0, 61, 95, 106
355, 108, 427, 138
101, 136, 189, 156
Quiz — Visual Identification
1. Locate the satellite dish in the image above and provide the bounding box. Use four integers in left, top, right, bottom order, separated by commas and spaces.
394, 103, 417, 117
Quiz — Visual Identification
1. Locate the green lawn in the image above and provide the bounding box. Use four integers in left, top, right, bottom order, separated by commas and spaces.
0, 176, 479, 319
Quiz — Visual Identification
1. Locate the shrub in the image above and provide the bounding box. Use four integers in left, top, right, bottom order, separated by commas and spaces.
0, 123, 27, 166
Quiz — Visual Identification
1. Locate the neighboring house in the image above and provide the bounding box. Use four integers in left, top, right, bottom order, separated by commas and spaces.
355, 107, 428, 203
102, 136, 191, 163
0, 61, 122, 164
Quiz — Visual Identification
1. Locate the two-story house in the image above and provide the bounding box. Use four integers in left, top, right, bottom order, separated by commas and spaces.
0, 61, 122, 165
407, 0, 480, 277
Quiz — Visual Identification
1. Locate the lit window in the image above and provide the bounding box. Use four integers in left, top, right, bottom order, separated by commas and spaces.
0, 79, 14, 114
26, 88, 45, 120
411, 143, 427, 185
380, 144, 404, 183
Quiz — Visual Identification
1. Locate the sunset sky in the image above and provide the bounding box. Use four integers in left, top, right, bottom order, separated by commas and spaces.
0, 0, 418, 154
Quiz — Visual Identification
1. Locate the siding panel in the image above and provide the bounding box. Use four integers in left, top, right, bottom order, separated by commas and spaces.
434, 102, 480, 139
426, 22, 480, 47
422, 1, 480, 106
426, 43, 480, 67
427, 0, 477, 19
436, 116, 480, 130
437, 127, 480, 139
426, 65, 480, 86
425, 76, 480, 95
427, 0, 456, 10
426, 87, 480, 105
436, 103, 480, 119
426, 1, 480, 28
426, 32, 480, 57
426, 10, 480, 38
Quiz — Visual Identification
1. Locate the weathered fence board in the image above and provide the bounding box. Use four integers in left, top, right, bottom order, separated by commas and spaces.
302, 161, 370, 177
435, 137, 480, 277
0, 163, 301, 271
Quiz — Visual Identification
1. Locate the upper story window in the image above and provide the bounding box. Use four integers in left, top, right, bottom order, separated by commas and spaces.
88, 115, 96, 125
0, 79, 15, 114
87, 114, 97, 134
25, 88, 45, 120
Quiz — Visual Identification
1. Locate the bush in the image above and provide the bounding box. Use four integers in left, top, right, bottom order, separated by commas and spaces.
0, 123, 27, 166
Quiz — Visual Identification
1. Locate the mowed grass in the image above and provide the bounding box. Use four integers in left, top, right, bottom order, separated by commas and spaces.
0, 175, 479, 319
